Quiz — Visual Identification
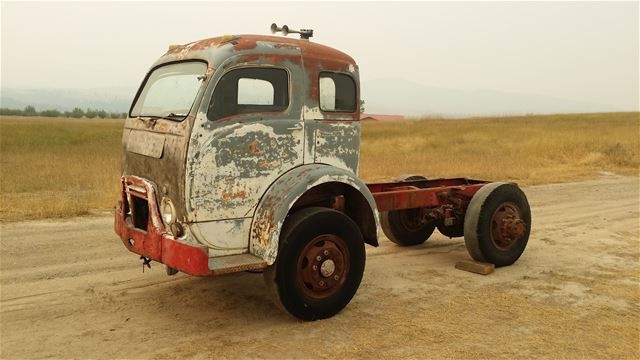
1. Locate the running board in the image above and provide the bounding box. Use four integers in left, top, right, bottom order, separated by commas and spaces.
208, 253, 268, 275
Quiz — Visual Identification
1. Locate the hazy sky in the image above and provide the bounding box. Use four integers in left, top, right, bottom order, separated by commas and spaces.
2, 1, 639, 111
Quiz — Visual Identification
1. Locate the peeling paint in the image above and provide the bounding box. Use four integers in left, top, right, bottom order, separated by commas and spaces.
115, 31, 521, 284
121, 33, 374, 270
249, 164, 379, 265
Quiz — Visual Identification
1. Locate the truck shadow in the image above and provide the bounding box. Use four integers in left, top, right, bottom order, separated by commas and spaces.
129, 237, 471, 329
135, 270, 294, 325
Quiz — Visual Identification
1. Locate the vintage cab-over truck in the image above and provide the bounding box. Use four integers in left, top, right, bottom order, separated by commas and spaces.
115, 25, 531, 320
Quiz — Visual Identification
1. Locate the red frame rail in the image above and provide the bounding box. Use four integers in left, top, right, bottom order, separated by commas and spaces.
367, 178, 489, 212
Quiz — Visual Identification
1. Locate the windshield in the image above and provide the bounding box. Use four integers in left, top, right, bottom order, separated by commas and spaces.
130, 61, 207, 120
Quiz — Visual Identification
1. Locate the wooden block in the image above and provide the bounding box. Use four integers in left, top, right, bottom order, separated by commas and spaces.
455, 260, 495, 275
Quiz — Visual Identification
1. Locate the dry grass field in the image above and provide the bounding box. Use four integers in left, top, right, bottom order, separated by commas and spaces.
0, 112, 638, 222
360, 112, 639, 184
0, 117, 123, 221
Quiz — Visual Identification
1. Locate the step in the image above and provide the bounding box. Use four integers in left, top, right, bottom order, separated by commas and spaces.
208, 253, 268, 275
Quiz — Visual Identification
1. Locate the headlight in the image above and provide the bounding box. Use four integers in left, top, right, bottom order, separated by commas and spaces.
160, 197, 176, 225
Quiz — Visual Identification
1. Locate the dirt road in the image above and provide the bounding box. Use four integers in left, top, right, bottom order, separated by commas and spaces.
1, 175, 638, 359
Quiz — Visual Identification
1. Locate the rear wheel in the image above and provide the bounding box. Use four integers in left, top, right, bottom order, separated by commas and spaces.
380, 208, 436, 246
264, 207, 365, 321
437, 222, 464, 238
380, 175, 436, 246
464, 183, 531, 266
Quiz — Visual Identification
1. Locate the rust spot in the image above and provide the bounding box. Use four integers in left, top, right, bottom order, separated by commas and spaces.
189, 37, 225, 51
236, 191, 246, 199
222, 192, 233, 201
232, 37, 259, 51
258, 211, 273, 248
257, 161, 272, 168
248, 140, 263, 155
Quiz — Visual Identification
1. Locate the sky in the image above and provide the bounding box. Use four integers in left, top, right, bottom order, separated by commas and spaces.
1, 1, 639, 112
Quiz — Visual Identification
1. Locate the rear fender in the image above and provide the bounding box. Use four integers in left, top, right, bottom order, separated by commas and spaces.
250, 164, 379, 265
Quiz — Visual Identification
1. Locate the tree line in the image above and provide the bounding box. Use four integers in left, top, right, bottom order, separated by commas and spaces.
0, 105, 127, 119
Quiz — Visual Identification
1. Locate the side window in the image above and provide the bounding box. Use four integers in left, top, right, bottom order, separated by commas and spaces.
319, 72, 356, 112
208, 68, 289, 121
238, 78, 274, 105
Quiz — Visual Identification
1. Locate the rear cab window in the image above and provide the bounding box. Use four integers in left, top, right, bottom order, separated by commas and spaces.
319, 72, 357, 113
208, 68, 289, 121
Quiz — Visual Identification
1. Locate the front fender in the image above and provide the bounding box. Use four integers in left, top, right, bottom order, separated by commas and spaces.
249, 164, 380, 265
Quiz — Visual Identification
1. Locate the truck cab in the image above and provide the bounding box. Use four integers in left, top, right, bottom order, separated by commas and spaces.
115, 26, 531, 320
115, 30, 380, 319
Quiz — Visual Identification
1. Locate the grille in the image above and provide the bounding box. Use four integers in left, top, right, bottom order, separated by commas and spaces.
125, 194, 149, 231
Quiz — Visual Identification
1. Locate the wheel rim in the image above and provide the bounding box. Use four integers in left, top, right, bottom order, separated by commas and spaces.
398, 208, 427, 232
297, 234, 350, 299
490, 202, 526, 250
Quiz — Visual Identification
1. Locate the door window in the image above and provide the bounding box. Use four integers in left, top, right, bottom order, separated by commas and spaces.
208, 68, 289, 121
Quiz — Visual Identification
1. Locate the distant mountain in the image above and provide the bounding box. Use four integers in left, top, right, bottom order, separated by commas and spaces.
361, 78, 619, 116
0, 87, 136, 112
1, 80, 620, 116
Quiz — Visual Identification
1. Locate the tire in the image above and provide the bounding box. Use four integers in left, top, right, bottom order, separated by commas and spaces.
264, 207, 365, 321
395, 174, 427, 183
463, 183, 531, 267
381, 175, 436, 246
437, 222, 464, 238
380, 208, 436, 246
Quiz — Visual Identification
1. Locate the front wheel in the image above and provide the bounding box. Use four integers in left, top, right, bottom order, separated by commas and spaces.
264, 207, 365, 321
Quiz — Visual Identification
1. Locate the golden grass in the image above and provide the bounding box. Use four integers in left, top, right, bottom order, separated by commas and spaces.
0, 116, 123, 221
1, 112, 638, 221
360, 112, 640, 184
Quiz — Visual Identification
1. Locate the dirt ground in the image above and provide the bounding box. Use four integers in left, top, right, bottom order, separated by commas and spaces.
1, 174, 638, 359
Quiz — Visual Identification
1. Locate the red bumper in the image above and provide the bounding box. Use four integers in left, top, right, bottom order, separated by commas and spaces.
114, 176, 213, 276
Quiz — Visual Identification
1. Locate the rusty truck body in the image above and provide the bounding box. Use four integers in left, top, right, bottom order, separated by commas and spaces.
115, 25, 531, 320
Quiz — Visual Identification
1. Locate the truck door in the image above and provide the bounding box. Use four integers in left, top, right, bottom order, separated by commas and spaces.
303, 66, 361, 175
187, 52, 305, 233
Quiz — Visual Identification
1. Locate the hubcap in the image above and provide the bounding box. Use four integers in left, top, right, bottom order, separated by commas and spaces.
297, 234, 349, 299
398, 208, 429, 232
320, 259, 336, 277
490, 202, 526, 250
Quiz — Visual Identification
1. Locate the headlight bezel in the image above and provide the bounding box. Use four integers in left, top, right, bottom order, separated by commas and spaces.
160, 197, 176, 225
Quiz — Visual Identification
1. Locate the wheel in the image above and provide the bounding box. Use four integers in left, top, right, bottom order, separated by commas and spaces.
463, 183, 531, 267
395, 174, 427, 183
380, 175, 436, 246
264, 207, 365, 321
380, 208, 437, 246
437, 222, 464, 238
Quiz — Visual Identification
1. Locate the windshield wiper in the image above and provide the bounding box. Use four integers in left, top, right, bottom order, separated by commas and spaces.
135, 113, 186, 121
165, 112, 187, 119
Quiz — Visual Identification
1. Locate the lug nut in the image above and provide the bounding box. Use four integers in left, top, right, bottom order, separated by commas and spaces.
319, 281, 325, 286
316, 256, 322, 261
334, 275, 339, 280
312, 265, 318, 271
323, 250, 330, 256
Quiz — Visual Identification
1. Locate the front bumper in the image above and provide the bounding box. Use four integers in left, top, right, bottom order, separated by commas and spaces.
114, 175, 213, 276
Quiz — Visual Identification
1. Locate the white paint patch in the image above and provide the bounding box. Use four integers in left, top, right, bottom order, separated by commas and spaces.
126, 130, 165, 159
190, 218, 252, 256
302, 105, 323, 120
